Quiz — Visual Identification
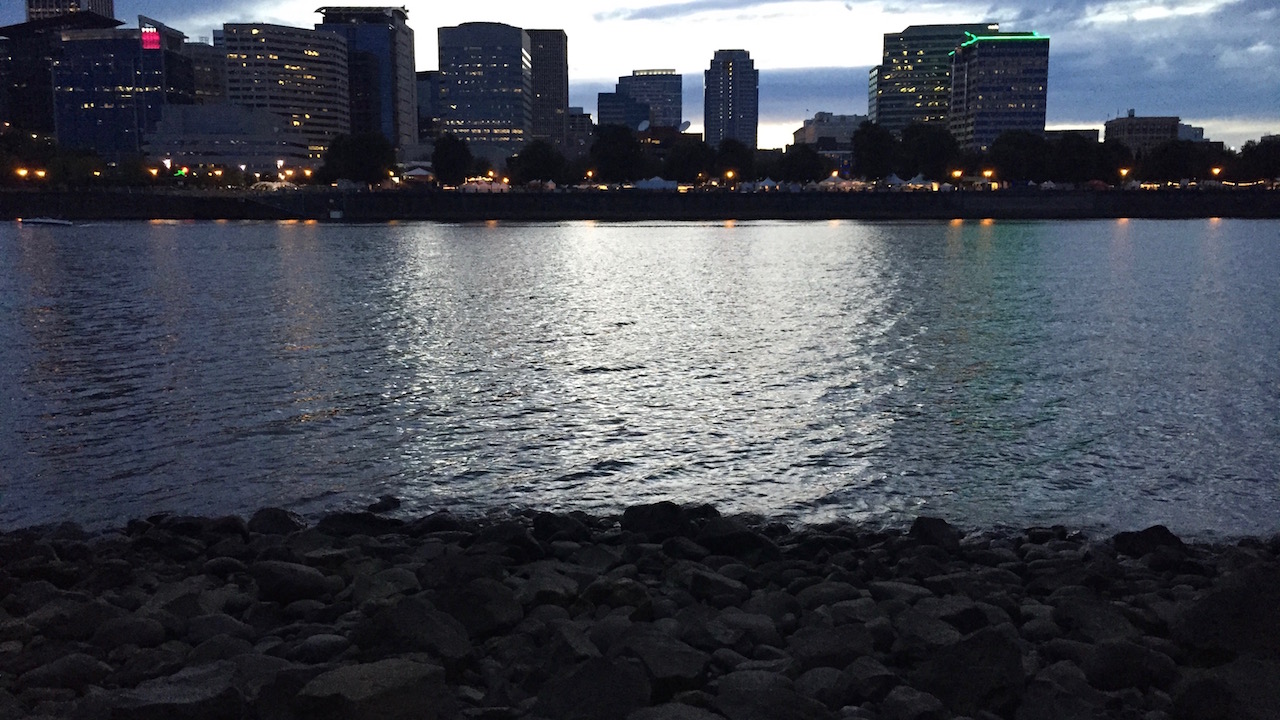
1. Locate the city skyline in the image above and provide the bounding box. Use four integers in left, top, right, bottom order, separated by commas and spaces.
3, 0, 1277, 150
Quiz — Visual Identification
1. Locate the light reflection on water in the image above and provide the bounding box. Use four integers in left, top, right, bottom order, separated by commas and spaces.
1, 219, 1278, 539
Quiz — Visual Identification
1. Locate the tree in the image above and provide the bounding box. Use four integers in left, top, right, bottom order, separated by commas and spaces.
898, 123, 959, 181
1239, 137, 1280, 181
662, 137, 714, 183
775, 143, 830, 182
506, 140, 567, 185
851, 121, 896, 180
432, 133, 473, 187
713, 138, 754, 182
990, 130, 1050, 182
318, 132, 396, 185
589, 125, 651, 183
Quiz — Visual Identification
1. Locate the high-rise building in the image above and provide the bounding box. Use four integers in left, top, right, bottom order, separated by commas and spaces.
437, 22, 532, 162
527, 29, 568, 148
416, 69, 444, 142
868, 23, 994, 136
26, 0, 113, 21
221, 23, 350, 161
703, 49, 758, 149
316, 6, 417, 152
596, 91, 649, 130
0, 11, 122, 135
50, 16, 195, 161
184, 41, 226, 105
949, 30, 1049, 152
1104, 111, 1181, 155
617, 69, 682, 129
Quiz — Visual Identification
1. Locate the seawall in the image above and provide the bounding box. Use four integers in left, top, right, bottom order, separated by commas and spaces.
3, 187, 1279, 223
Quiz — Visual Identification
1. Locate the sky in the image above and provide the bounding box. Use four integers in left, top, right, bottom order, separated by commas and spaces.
4, 0, 1277, 150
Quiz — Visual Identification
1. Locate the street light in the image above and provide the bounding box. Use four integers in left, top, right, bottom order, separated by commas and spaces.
1211, 167, 1222, 178
15, 168, 28, 179
951, 170, 963, 179
982, 169, 994, 179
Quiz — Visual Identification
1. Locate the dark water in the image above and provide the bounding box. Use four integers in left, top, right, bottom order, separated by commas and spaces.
2, 218, 1278, 538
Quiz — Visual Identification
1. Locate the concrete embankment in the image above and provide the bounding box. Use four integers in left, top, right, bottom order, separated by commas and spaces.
2, 502, 1279, 719
3, 187, 1279, 222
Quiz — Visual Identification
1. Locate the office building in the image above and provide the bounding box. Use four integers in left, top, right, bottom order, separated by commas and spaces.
316, 6, 417, 152
596, 91, 649, 130
792, 111, 866, 172
704, 49, 758, 148
221, 23, 350, 161
144, 104, 311, 175
50, 16, 195, 161
617, 69, 682, 129
416, 69, 443, 141
869, 23, 994, 136
437, 22, 532, 162
1103, 111, 1180, 156
565, 106, 593, 158
184, 40, 226, 105
26, 0, 113, 21
527, 29, 568, 148
949, 30, 1050, 152
0, 11, 121, 135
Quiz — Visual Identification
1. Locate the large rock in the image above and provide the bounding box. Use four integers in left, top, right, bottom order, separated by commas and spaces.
250, 560, 332, 604
878, 685, 946, 720
1082, 639, 1178, 691
695, 517, 781, 562
353, 596, 471, 660
107, 661, 245, 720
92, 616, 167, 649
909, 517, 962, 553
786, 624, 873, 672
315, 511, 405, 537
1112, 525, 1185, 558
1050, 596, 1139, 644
713, 670, 831, 720
294, 658, 451, 720
534, 657, 652, 720
622, 502, 694, 540
248, 508, 307, 535
909, 625, 1026, 717
18, 653, 113, 690
434, 576, 523, 637
1171, 563, 1280, 659
611, 625, 710, 696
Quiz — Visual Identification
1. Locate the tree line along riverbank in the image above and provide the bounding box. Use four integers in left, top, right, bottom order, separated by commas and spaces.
1, 501, 1278, 719
3, 188, 1280, 223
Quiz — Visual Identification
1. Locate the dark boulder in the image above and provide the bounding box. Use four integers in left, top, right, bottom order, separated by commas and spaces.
622, 502, 695, 540
1113, 525, 1186, 558
294, 658, 452, 720
247, 508, 307, 535
534, 657, 652, 720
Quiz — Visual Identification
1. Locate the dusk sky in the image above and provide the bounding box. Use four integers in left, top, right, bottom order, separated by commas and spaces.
4, 0, 1277, 150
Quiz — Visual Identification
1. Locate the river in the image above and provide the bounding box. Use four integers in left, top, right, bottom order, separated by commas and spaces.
1, 218, 1277, 539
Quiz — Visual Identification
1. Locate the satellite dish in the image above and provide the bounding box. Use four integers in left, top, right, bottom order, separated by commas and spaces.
679, 121, 692, 132
637, 120, 651, 132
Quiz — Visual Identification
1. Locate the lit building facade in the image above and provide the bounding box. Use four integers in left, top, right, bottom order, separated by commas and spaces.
143, 104, 311, 175
221, 23, 350, 161
704, 49, 758, 149
792, 111, 867, 173
949, 30, 1049, 152
869, 23, 993, 136
316, 6, 417, 152
184, 41, 226, 105
617, 69, 682, 129
437, 22, 532, 162
50, 16, 195, 161
0, 11, 121, 135
527, 29, 568, 148
26, 0, 114, 21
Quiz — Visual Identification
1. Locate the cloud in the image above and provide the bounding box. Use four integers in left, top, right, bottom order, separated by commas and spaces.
595, 0, 831, 22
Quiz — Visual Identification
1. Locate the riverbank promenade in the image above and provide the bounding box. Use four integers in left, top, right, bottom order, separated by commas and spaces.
4, 187, 1279, 222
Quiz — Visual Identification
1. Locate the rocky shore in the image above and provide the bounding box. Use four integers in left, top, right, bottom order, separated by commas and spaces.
2, 501, 1278, 719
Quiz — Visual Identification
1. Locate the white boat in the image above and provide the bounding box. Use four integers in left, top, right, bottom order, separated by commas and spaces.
17, 217, 74, 226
